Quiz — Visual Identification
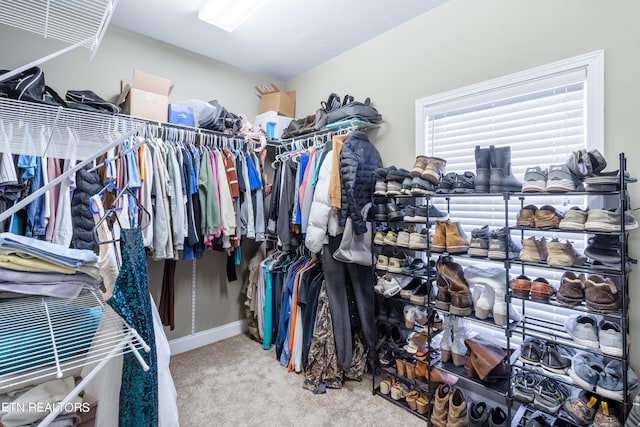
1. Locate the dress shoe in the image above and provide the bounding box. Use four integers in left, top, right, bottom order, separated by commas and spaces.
510, 274, 531, 298
530, 277, 554, 302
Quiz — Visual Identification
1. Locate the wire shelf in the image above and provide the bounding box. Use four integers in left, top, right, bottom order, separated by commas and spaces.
0, 289, 149, 394
0, 98, 143, 160
0, 0, 116, 51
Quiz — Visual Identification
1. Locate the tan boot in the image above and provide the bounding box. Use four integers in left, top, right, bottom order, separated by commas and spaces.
445, 221, 470, 254
422, 156, 447, 185
430, 383, 450, 427
432, 219, 448, 252
446, 388, 469, 427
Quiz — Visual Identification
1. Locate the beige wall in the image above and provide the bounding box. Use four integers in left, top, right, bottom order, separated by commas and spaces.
288, 0, 640, 369
0, 24, 274, 340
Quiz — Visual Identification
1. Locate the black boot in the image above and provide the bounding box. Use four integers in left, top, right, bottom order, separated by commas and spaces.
489, 145, 522, 193
474, 146, 491, 193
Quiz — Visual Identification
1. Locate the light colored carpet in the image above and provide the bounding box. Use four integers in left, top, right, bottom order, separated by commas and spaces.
169, 334, 426, 427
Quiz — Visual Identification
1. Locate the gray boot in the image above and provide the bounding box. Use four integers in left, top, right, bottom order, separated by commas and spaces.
489, 145, 522, 193
474, 146, 491, 193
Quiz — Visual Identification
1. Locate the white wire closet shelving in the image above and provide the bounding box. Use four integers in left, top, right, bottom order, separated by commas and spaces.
0, 289, 150, 395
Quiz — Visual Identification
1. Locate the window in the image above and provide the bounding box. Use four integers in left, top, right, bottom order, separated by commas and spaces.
415, 50, 605, 343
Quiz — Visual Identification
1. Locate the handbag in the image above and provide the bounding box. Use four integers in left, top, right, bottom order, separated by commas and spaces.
333, 203, 373, 266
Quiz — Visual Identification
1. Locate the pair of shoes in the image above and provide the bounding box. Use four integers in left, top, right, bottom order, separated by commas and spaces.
509, 275, 555, 302
524, 410, 556, 427
564, 314, 624, 356
512, 369, 545, 403
546, 238, 587, 267
519, 338, 574, 375
468, 402, 507, 427
564, 390, 600, 426
517, 204, 565, 228
432, 220, 470, 253
411, 155, 448, 186
569, 352, 638, 400
474, 145, 522, 193
430, 384, 469, 427
532, 377, 569, 415
546, 163, 584, 192
584, 235, 632, 273
403, 205, 428, 223
436, 256, 473, 316
557, 271, 623, 313
487, 227, 521, 259
468, 225, 493, 257
439, 315, 472, 367
436, 171, 476, 193
374, 273, 413, 297
518, 236, 548, 263
395, 226, 416, 248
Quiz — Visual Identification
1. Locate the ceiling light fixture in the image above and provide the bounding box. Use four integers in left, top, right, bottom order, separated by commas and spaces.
198, 0, 269, 32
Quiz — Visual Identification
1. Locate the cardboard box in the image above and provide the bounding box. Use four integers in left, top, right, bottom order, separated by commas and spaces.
117, 70, 173, 122
168, 104, 195, 126
255, 83, 296, 118
255, 111, 293, 141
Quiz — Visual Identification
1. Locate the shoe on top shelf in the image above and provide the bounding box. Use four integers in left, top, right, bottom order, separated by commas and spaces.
522, 166, 548, 193
436, 172, 456, 194
545, 163, 583, 192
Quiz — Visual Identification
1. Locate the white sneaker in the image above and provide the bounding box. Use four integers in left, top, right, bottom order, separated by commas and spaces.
408, 229, 429, 250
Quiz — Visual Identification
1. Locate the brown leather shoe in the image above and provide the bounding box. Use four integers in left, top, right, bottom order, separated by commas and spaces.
435, 256, 452, 310
510, 274, 531, 298
439, 258, 472, 316
584, 275, 622, 312
445, 221, 470, 254
557, 272, 585, 307
432, 219, 448, 252
530, 277, 554, 302
535, 204, 563, 228
517, 205, 538, 227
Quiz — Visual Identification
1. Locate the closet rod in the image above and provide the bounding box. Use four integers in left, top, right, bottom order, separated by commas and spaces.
0, 124, 143, 223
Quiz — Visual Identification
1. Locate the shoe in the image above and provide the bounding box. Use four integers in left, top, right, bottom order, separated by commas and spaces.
584, 235, 624, 264
530, 277, 554, 302
382, 230, 398, 246
386, 167, 411, 183
564, 391, 599, 426
436, 172, 456, 194
492, 281, 521, 326
519, 338, 544, 366
488, 407, 507, 427
388, 252, 413, 273
440, 315, 453, 363
471, 283, 494, 320
431, 383, 451, 427
405, 389, 419, 410
525, 411, 555, 427
546, 238, 586, 267
403, 305, 416, 329
410, 176, 437, 195
583, 275, 622, 313
584, 209, 639, 232
463, 265, 520, 325
452, 171, 476, 193
519, 236, 548, 263
546, 163, 582, 192
431, 219, 448, 252
625, 393, 640, 427
409, 281, 433, 306
599, 320, 623, 357
447, 387, 469, 427
451, 317, 469, 366
373, 178, 387, 196
510, 274, 531, 298
399, 278, 423, 300
487, 227, 520, 259
489, 145, 522, 192
374, 165, 396, 180
408, 228, 429, 250
386, 200, 404, 221
596, 360, 638, 400
556, 272, 585, 307
403, 205, 416, 222
375, 253, 390, 271
474, 146, 491, 193
373, 230, 386, 246
400, 177, 413, 195
375, 273, 412, 297
522, 166, 548, 192
385, 180, 403, 195
533, 378, 569, 414
517, 204, 538, 227
541, 343, 573, 374
468, 225, 492, 257
564, 314, 599, 349
440, 258, 473, 316
415, 393, 431, 416
428, 204, 449, 220
594, 400, 623, 427
534, 205, 563, 228
395, 226, 415, 248
469, 401, 490, 427
435, 256, 452, 310
411, 155, 429, 177
373, 203, 387, 221
512, 369, 545, 403
569, 351, 605, 392
422, 156, 447, 186
566, 148, 595, 179
559, 206, 589, 230
445, 221, 470, 254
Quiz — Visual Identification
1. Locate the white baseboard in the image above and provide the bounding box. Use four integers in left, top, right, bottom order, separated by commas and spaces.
169, 320, 248, 355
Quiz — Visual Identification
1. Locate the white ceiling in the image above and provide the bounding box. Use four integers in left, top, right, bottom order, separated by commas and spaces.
111, 0, 447, 81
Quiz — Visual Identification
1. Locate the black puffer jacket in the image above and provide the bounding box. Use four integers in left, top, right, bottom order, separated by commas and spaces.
70, 166, 102, 250
339, 131, 382, 234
